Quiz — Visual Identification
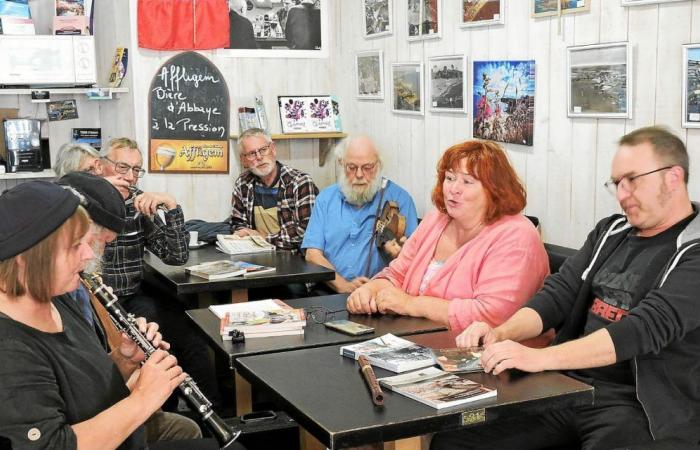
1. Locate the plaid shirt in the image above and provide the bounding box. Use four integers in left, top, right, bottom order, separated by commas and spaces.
230, 162, 318, 252
102, 202, 189, 297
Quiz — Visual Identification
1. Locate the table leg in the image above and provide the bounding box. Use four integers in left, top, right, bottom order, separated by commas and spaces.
300, 428, 327, 450
231, 289, 248, 303
384, 436, 423, 450
235, 371, 253, 415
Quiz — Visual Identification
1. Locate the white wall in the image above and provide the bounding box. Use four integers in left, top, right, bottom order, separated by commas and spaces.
4, 0, 700, 249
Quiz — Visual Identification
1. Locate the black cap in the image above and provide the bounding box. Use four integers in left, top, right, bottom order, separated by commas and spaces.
0, 181, 79, 260
57, 172, 126, 233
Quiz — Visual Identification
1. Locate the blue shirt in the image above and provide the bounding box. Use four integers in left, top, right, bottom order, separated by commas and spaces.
302, 179, 418, 280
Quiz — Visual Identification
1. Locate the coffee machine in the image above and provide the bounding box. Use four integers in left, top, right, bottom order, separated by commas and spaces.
2, 119, 43, 172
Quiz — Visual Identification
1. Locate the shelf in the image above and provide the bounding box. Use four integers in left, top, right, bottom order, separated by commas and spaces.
0, 87, 129, 96
0, 169, 55, 180
230, 132, 347, 166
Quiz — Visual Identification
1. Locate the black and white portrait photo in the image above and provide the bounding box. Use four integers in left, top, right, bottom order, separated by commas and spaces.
356, 50, 385, 99
407, 0, 441, 41
429, 55, 467, 113
363, 0, 392, 38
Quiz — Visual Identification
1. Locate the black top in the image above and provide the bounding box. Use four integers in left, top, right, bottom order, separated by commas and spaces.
0, 295, 145, 449
229, 11, 257, 49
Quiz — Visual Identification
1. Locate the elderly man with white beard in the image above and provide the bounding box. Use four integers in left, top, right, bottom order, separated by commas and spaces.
230, 128, 319, 253
302, 135, 418, 294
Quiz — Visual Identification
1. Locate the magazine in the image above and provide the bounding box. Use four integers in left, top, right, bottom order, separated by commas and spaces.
340, 333, 435, 373
378, 367, 497, 409
431, 347, 484, 373
186, 260, 275, 280
209, 299, 306, 337
216, 234, 275, 255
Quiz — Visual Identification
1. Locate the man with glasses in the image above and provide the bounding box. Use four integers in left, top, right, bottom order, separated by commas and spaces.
302, 135, 418, 294
432, 126, 700, 450
96, 137, 221, 413
230, 128, 319, 254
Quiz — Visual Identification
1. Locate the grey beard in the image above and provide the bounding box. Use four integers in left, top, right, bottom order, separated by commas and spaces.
339, 171, 384, 206
84, 241, 104, 274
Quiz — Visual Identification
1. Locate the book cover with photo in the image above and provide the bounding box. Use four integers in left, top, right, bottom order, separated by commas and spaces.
378, 367, 496, 409
187, 260, 275, 280
340, 333, 435, 373
431, 347, 484, 373
216, 234, 275, 255
209, 299, 306, 336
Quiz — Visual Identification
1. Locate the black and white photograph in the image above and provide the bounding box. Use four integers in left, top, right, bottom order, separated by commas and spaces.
408, 0, 441, 41
429, 55, 467, 113
621, 0, 685, 5
461, 0, 504, 28
356, 50, 385, 99
363, 0, 392, 38
682, 44, 700, 128
567, 42, 631, 119
392, 62, 424, 115
219, 0, 329, 58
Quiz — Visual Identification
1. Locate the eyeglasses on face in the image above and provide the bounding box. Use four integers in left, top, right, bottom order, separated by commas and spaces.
604, 166, 673, 195
344, 161, 378, 175
241, 143, 273, 161
304, 306, 346, 324
102, 156, 146, 178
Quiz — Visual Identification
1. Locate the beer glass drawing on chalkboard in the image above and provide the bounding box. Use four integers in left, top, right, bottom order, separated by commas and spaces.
156, 145, 176, 171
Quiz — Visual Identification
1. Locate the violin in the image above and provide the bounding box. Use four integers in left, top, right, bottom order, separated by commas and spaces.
375, 201, 407, 262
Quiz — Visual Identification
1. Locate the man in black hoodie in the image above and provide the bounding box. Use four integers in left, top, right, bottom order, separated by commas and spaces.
432, 126, 700, 450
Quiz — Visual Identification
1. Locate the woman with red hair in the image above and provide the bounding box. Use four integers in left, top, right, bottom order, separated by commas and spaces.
347, 140, 549, 333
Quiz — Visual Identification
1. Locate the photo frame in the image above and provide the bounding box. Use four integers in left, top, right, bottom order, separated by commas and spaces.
392, 62, 424, 115
461, 0, 504, 28
407, 0, 441, 41
428, 55, 467, 113
217, 0, 329, 59
567, 42, 632, 119
356, 50, 385, 100
682, 44, 700, 128
532, 0, 590, 18
621, 0, 685, 5
278, 95, 342, 133
472, 60, 536, 146
363, 0, 392, 38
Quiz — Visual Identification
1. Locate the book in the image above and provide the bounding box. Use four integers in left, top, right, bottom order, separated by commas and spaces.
108, 48, 128, 88
378, 367, 497, 409
222, 327, 304, 340
216, 234, 275, 255
0, 0, 30, 18
209, 299, 306, 338
340, 333, 435, 373
53, 15, 88, 34
431, 347, 484, 373
56, 0, 85, 16
186, 260, 247, 280
0, 15, 33, 34
237, 261, 276, 277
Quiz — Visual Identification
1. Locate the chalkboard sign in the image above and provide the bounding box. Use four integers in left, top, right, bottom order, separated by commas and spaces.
149, 52, 230, 174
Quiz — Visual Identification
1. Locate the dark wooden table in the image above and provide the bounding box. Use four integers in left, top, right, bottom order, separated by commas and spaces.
187, 293, 448, 417
143, 245, 334, 302
234, 331, 594, 449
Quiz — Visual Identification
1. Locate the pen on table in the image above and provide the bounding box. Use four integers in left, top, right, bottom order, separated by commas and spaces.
220, 312, 229, 334
358, 355, 384, 406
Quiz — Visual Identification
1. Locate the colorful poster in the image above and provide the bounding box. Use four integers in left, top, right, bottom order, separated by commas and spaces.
149, 139, 228, 173
278, 95, 340, 133
472, 60, 535, 146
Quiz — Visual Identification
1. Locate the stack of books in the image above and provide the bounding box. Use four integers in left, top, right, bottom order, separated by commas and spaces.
340, 333, 435, 373
216, 234, 275, 255
186, 260, 275, 280
209, 299, 306, 339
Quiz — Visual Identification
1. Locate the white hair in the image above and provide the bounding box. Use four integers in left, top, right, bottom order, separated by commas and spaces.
334, 135, 384, 168
54, 142, 100, 178
229, 0, 247, 14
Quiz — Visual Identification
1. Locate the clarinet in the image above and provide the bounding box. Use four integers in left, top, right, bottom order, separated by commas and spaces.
80, 272, 240, 449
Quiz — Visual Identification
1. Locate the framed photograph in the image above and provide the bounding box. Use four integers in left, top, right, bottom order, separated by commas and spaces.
363, 0, 392, 38
532, 0, 589, 17
278, 95, 341, 133
218, 0, 329, 59
567, 42, 631, 119
461, 0, 504, 28
428, 55, 467, 113
356, 50, 385, 99
682, 44, 700, 128
472, 60, 535, 146
408, 0, 441, 41
621, 0, 685, 5
392, 62, 424, 115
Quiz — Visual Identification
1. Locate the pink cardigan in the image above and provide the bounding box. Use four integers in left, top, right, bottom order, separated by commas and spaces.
375, 210, 549, 332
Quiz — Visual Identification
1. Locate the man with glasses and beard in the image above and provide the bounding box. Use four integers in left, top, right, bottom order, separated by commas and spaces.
302, 135, 418, 294
230, 128, 319, 253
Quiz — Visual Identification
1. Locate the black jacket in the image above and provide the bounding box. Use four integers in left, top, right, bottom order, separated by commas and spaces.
528, 205, 700, 443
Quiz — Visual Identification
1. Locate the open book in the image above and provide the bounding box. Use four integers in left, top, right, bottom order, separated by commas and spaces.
186, 260, 275, 280
378, 367, 496, 409
216, 234, 275, 255
340, 333, 435, 373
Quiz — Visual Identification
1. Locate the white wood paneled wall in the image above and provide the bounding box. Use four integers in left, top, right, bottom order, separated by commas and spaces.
4, 0, 700, 249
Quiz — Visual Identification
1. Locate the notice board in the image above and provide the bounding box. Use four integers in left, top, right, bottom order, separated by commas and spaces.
148, 52, 230, 174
